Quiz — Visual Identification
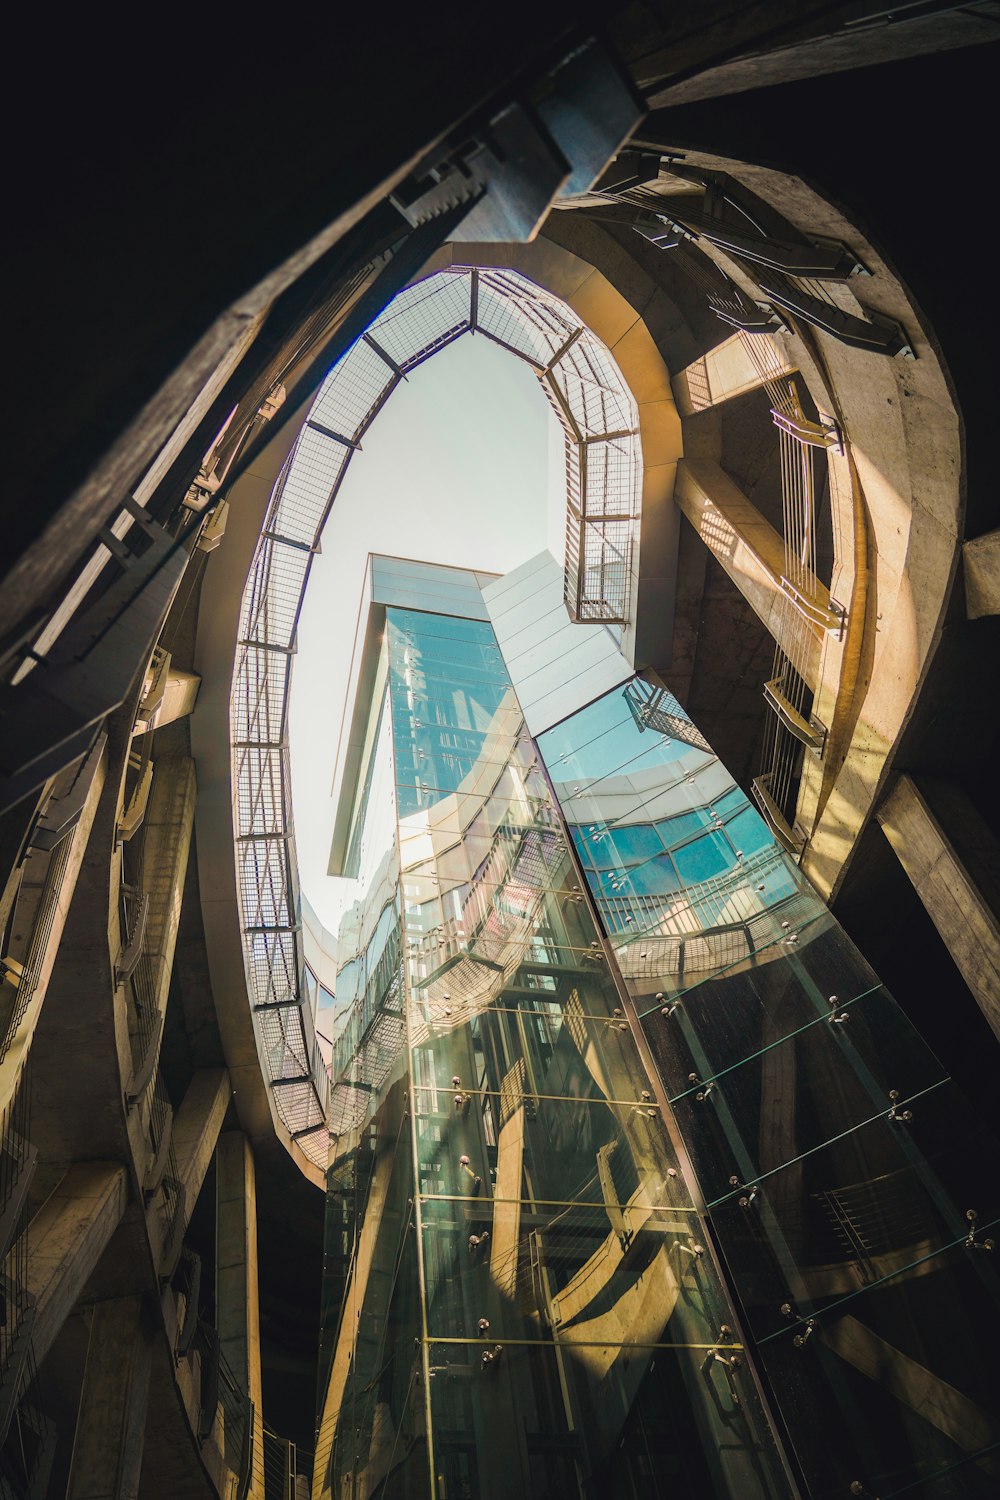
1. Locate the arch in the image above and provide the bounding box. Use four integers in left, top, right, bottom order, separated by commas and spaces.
216, 262, 682, 1175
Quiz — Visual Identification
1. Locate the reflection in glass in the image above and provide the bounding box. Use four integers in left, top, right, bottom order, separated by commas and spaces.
318, 606, 793, 1499
319, 598, 1000, 1500
540, 681, 1000, 1500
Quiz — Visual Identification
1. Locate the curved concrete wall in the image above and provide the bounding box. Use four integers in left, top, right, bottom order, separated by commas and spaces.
668, 149, 963, 899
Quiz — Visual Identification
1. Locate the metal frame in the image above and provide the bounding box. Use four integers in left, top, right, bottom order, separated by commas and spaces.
232, 267, 640, 1164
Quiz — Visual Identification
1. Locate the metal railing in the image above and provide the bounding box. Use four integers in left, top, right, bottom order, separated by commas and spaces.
0, 835, 74, 1070
262, 1424, 311, 1500
194, 1323, 255, 1500
749, 350, 843, 852
604, 155, 912, 356
0, 1071, 37, 1452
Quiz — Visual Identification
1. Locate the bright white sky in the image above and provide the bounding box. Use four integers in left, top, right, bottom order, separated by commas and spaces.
288, 330, 565, 940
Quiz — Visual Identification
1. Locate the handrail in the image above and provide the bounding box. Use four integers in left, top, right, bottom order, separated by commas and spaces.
117, 751, 154, 844
763, 677, 825, 752
126, 1011, 164, 1111
134, 646, 171, 733
115, 890, 149, 986
751, 775, 803, 857
770, 407, 840, 451
779, 575, 846, 637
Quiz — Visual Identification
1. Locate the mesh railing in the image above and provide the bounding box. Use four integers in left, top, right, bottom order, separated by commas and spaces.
475, 267, 641, 623
623, 679, 713, 754
233, 268, 641, 1164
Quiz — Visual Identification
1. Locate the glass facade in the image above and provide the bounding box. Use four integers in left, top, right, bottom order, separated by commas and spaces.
539, 685, 1000, 1500
317, 575, 1000, 1500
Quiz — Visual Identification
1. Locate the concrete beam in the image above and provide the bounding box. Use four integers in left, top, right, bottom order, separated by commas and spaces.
824, 1315, 1000, 1465
672, 331, 795, 416
675, 457, 824, 687
141, 753, 196, 1025
159, 665, 200, 727
172, 1068, 231, 1229
27, 1163, 128, 1368
963, 530, 1000, 619
877, 775, 1000, 1041
67, 1296, 153, 1500
0, 743, 107, 1116
216, 1131, 263, 1493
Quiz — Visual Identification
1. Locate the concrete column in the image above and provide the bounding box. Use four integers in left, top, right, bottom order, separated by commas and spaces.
963, 529, 1000, 618
877, 775, 1000, 1041
157, 665, 201, 728
66, 1296, 152, 1500
672, 331, 796, 415
674, 456, 826, 687
216, 1131, 263, 1492
27, 1163, 128, 1368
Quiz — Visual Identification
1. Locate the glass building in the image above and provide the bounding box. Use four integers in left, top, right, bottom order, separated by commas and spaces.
313, 555, 1000, 1500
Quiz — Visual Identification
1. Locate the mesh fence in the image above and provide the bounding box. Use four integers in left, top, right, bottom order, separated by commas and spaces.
310, 340, 396, 445
375, 273, 473, 369
475, 268, 572, 366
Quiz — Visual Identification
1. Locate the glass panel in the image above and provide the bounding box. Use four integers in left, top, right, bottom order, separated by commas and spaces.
652, 986, 948, 1200
426, 1335, 791, 1500
538, 678, 1000, 1500
419, 1196, 707, 1346
372, 555, 492, 620
412, 1087, 688, 1210
317, 1092, 428, 1498
757, 1281, 1000, 1500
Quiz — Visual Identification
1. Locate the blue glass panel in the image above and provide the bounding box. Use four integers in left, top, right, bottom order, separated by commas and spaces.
725, 804, 774, 855
592, 822, 664, 867
714, 785, 750, 816
671, 829, 735, 884
624, 853, 682, 896
655, 810, 708, 847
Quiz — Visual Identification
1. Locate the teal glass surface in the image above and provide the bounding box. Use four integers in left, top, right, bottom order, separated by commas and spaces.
539, 680, 1000, 1500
